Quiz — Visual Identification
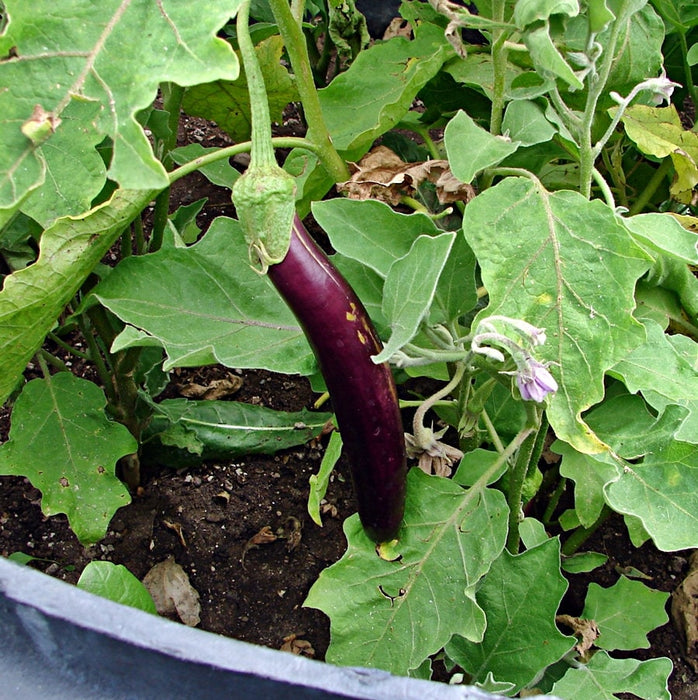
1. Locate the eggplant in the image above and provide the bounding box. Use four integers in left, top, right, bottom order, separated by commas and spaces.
268, 215, 407, 542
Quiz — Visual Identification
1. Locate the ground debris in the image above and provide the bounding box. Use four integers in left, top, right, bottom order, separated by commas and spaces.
671, 551, 698, 672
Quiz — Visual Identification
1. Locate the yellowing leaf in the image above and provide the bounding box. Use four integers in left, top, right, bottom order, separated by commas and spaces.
618, 105, 698, 202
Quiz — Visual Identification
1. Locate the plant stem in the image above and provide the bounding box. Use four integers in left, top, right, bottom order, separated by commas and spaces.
489, 0, 509, 136
47, 333, 91, 362
149, 189, 170, 252
268, 0, 349, 182
542, 473, 567, 525
480, 408, 505, 453
628, 157, 672, 215
592, 167, 616, 208
578, 0, 631, 197
413, 363, 466, 439
168, 137, 320, 185
506, 405, 542, 553
160, 82, 185, 169
37, 348, 69, 373
561, 506, 611, 555
678, 30, 698, 115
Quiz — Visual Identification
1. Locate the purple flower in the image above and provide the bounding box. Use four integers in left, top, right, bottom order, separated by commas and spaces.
516, 360, 558, 402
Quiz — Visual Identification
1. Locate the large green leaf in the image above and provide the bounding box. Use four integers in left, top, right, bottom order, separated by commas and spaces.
305, 469, 508, 675
0, 0, 241, 216
0, 188, 157, 406
145, 398, 332, 458
182, 35, 297, 143
318, 22, 454, 157
373, 232, 456, 362
462, 178, 651, 453
92, 216, 315, 373
582, 576, 669, 651
446, 539, 574, 693
0, 374, 134, 544
551, 651, 672, 700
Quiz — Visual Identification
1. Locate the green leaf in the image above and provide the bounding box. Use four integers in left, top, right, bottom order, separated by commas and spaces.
446, 539, 574, 693
430, 232, 478, 325
524, 25, 584, 90
453, 448, 508, 487
551, 651, 672, 700
182, 35, 297, 143
444, 110, 520, 184
561, 551, 608, 573
610, 321, 698, 440
92, 216, 315, 374
618, 105, 698, 201
0, 188, 157, 406
464, 178, 651, 453
604, 438, 698, 551
312, 199, 442, 277
305, 469, 508, 675
0, 374, 134, 544
373, 232, 456, 362
582, 576, 669, 651
318, 22, 454, 157
77, 561, 157, 614
0, 0, 241, 215
513, 0, 580, 27
170, 144, 241, 189
622, 212, 698, 265
501, 99, 558, 147
308, 430, 342, 526
145, 398, 332, 458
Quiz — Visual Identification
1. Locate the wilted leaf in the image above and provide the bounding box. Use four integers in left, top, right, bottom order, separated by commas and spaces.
0, 373, 134, 544
556, 614, 600, 657
337, 145, 475, 205
618, 105, 698, 201
671, 551, 698, 672
177, 374, 243, 400
142, 556, 201, 626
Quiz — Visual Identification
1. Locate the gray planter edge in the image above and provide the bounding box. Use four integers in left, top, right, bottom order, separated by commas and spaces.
0, 556, 559, 699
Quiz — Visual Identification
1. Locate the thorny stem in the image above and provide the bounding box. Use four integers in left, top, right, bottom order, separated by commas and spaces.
506, 404, 543, 553
489, 0, 508, 135
268, 0, 350, 182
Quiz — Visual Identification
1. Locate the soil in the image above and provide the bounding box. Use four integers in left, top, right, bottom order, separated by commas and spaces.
1, 110, 697, 700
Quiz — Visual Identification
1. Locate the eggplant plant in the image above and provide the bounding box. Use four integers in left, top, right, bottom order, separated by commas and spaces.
1, 0, 697, 696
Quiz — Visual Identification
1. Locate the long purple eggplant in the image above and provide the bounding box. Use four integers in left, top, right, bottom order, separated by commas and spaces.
268, 215, 407, 542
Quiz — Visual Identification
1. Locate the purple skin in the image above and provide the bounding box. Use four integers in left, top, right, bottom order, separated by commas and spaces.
268, 215, 407, 542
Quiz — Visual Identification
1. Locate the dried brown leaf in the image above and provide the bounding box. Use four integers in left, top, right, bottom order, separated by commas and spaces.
671, 550, 698, 672
556, 614, 600, 658
241, 525, 278, 568
337, 145, 475, 206
142, 556, 201, 627
178, 374, 243, 400
281, 633, 315, 657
